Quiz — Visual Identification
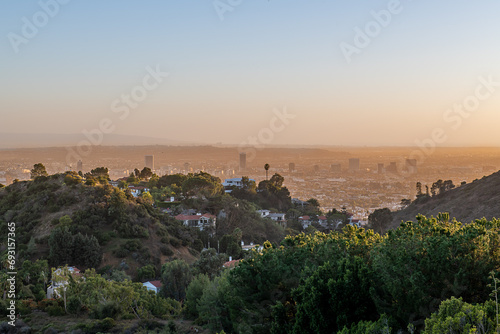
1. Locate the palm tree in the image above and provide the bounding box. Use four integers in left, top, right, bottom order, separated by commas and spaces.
264, 164, 270, 180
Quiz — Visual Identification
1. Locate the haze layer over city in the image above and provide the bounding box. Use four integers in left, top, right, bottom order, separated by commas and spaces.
3, 1, 500, 333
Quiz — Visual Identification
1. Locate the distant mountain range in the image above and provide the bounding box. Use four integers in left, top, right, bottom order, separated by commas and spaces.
0, 133, 192, 149
390, 170, 500, 227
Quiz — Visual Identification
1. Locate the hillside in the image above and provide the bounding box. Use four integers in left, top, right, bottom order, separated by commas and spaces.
390, 170, 500, 228
0, 174, 200, 279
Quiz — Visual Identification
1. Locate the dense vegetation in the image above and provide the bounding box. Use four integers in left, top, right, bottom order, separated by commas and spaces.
182, 215, 500, 333
2, 165, 500, 332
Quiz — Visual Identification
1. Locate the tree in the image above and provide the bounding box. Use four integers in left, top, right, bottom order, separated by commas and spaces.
31, 163, 48, 179
185, 274, 210, 319
292, 257, 378, 333
64, 172, 82, 186
193, 248, 227, 279
161, 259, 192, 301
264, 163, 270, 181
416, 182, 423, 197
48, 227, 102, 268
139, 167, 153, 180
90, 167, 109, 179
367, 208, 392, 234
137, 264, 157, 282
443, 179, 455, 192
400, 198, 411, 209
140, 191, 154, 205
157, 174, 188, 188
423, 297, 496, 334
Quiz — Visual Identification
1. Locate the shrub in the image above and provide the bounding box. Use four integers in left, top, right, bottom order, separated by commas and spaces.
169, 237, 181, 248
90, 301, 120, 319
160, 245, 174, 256
67, 296, 82, 314
113, 247, 129, 258
47, 305, 65, 316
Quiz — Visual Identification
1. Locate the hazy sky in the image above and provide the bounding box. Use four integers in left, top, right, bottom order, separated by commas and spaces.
1, 1, 500, 147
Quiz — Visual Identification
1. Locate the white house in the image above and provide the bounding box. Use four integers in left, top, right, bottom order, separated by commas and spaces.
256, 209, 271, 218
174, 213, 216, 231
128, 186, 150, 198
222, 178, 255, 193
241, 241, 264, 252
298, 216, 312, 229
257, 210, 286, 227
143, 280, 162, 294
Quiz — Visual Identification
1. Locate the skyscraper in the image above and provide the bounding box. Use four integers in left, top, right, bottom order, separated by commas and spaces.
405, 159, 417, 173
239, 152, 246, 171
377, 163, 385, 174
145, 155, 154, 170
289, 162, 296, 172
77, 160, 83, 172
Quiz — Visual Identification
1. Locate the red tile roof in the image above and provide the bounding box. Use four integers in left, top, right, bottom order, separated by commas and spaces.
223, 260, 240, 268
149, 280, 162, 288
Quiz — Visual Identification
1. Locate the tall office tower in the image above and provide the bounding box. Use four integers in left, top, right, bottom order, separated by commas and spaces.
386, 162, 397, 173
330, 163, 341, 173
314, 165, 320, 173
77, 160, 83, 172
289, 162, 295, 172
405, 159, 417, 173
145, 155, 154, 170
184, 162, 190, 173
239, 152, 246, 171
349, 158, 360, 171
377, 163, 385, 174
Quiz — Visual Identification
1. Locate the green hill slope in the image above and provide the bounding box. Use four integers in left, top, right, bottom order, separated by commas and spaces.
0, 173, 200, 278
390, 170, 500, 228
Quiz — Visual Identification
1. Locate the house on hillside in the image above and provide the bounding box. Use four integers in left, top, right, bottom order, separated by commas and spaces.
318, 215, 328, 227
223, 259, 240, 269
47, 266, 82, 299
241, 241, 263, 252
222, 178, 255, 193
257, 210, 287, 227
348, 217, 362, 228
143, 280, 162, 294
174, 213, 216, 231
298, 215, 312, 229
129, 186, 150, 198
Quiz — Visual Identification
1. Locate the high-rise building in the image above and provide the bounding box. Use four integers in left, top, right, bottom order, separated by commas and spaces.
349, 158, 360, 171
145, 155, 154, 170
184, 162, 190, 173
289, 162, 295, 173
239, 153, 246, 171
386, 162, 397, 173
377, 163, 385, 174
314, 165, 320, 173
405, 159, 417, 173
77, 160, 83, 172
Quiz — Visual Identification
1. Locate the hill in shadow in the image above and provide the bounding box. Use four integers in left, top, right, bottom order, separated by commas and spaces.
390, 170, 500, 228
